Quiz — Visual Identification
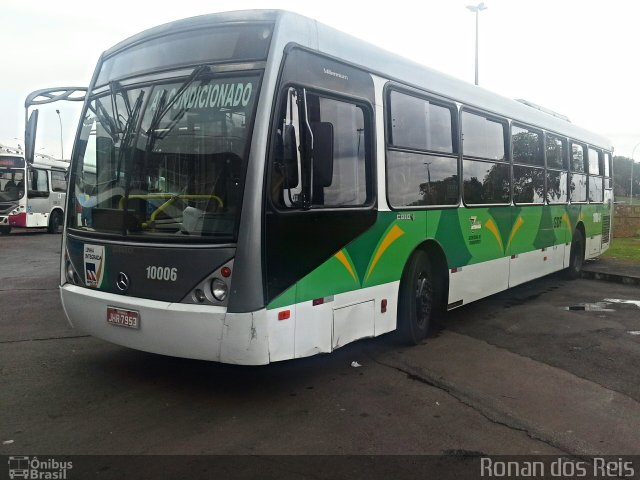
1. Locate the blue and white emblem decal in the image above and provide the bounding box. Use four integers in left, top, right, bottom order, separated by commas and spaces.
84, 244, 105, 288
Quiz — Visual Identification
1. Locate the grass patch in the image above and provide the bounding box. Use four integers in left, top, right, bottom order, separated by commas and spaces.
602, 237, 640, 263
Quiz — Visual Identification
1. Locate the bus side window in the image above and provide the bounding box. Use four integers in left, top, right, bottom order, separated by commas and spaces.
28, 168, 50, 198
271, 87, 372, 209
545, 134, 568, 204
51, 171, 67, 192
569, 143, 587, 203
306, 94, 370, 208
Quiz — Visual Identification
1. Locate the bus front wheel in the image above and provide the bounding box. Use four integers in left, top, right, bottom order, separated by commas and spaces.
565, 229, 585, 279
397, 250, 433, 345
48, 210, 62, 234
0, 225, 11, 235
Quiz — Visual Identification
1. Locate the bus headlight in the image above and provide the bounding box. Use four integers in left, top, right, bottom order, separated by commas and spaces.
65, 260, 79, 285
211, 278, 228, 301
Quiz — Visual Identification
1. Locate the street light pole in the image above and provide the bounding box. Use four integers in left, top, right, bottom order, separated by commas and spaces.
467, 2, 487, 86
56, 109, 64, 160
631, 143, 640, 205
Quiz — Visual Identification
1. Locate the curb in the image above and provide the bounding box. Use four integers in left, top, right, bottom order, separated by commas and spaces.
580, 269, 640, 286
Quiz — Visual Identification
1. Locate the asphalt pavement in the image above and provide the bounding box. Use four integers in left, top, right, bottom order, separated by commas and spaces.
1, 230, 640, 473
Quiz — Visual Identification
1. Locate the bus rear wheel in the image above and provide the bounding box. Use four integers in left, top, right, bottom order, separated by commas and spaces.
0, 225, 11, 235
48, 210, 62, 234
565, 229, 585, 279
397, 250, 433, 345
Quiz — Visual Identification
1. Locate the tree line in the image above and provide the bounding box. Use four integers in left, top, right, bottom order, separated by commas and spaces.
613, 156, 639, 199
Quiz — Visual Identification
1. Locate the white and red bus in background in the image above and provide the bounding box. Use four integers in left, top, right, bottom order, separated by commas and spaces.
0, 144, 69, 235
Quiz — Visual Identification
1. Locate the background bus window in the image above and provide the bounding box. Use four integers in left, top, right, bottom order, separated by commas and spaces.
51, 170, 67, 192
570, 143, 587, 202
29, 168, 49, 196
546, 134, 568, 203
462, 111, 509, 205
588, 148, 603, 202
512, 125, 544, 204
0, 169, 25, 201
387, 91, 458, 207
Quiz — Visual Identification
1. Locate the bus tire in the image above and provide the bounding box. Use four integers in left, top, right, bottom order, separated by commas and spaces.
565, 229, 585, 279
397, 250, 433, 345
0, 225, 11, 235
48, 210, 62, 234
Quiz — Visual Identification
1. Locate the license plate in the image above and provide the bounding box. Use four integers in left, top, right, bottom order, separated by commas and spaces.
107, 307, 140, 329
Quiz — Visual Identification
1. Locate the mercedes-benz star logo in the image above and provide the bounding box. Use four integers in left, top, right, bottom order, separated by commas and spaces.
116, 272, 130, 292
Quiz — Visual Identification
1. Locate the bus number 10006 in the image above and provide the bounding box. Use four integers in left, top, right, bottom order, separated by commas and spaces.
146, 266, 178, 282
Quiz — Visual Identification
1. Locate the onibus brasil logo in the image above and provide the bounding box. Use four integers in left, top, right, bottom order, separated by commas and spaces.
8, 456, 72, 479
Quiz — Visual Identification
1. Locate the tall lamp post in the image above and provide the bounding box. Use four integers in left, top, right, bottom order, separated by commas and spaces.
56, 109, 64, 160
631, 142, 640, 205
467, 2, 488, 86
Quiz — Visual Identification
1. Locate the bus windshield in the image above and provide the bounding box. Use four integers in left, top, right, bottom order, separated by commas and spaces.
0, 168, 25, 201
69, 71, 260, 241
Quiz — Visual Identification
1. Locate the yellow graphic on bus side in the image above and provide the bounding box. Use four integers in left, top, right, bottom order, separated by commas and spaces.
334, 250, 359, 285
484, 218, 504, 253
365, 224, 405, 282
507, 216, 525, 252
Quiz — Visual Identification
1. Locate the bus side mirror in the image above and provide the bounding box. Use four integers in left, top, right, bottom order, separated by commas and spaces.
25, 110, 39, 164
311, 122, 333, 188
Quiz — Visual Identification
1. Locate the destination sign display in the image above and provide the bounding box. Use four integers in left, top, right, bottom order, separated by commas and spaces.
0, 156, 25, 168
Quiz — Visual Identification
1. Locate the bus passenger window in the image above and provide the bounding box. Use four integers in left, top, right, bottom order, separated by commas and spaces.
604, 153, 612, 189
570, 143, 587, 202
386, 90, 458, 207
546, 134, 568, 204
588, 148, 603, 202
512, 126, 544, 204
570, 143, 585, 173
461, 111, 509, 205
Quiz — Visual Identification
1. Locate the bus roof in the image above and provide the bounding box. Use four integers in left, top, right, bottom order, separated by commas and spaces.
32, 154, 70, 170
0, 144, 24, 156
101, 9, 613, 151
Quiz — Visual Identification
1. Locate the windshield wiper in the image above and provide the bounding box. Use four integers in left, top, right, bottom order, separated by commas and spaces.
87, 98, 118, 140
145, 65, 211, 146
115, 90, 144, 185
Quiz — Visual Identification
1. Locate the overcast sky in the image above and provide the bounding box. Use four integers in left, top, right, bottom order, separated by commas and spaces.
2, 0, 638, 159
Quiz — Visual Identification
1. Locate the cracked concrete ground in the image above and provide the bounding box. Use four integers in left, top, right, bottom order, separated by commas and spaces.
1, 230, 639, 457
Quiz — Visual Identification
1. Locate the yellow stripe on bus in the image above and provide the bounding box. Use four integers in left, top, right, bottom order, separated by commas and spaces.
334, 250, 359, 285
365, 224, 405, 282
507, 216, 525, 251
484, 218, 504, 253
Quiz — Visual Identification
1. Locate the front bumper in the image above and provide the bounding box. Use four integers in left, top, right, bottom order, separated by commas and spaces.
60, 284, 271, 364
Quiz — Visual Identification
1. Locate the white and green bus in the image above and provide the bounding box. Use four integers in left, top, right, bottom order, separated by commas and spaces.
40, 10, 612, 364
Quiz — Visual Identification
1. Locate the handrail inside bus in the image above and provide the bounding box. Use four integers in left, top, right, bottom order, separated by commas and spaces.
117, 193, 224, 229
